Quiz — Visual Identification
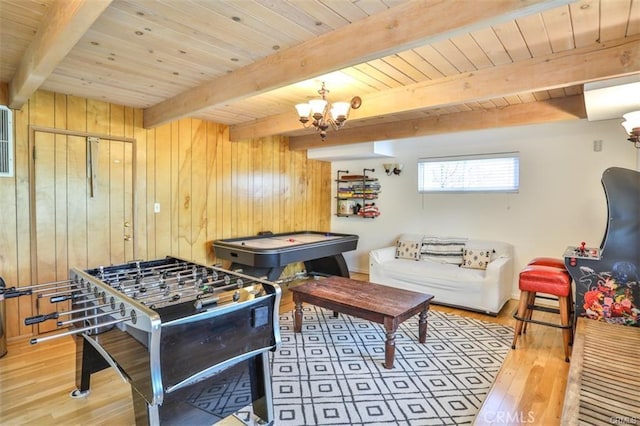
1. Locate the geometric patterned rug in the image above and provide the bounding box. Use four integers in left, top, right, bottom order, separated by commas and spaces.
237, 305, 513, 425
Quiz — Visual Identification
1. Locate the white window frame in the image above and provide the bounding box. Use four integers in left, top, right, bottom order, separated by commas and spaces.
0, 105, 14, 177
418, 152, 520, 193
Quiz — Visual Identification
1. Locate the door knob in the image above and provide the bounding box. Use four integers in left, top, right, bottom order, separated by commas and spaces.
124, 234, 132, 241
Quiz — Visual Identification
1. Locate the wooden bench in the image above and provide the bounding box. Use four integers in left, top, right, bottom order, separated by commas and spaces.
562, 318, 640, 424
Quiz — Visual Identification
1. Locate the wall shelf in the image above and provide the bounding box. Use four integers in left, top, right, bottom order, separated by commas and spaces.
335, 168, 380, 218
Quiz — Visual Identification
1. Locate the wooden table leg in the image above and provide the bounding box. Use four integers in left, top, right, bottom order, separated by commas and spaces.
418, 307, 428, 343
293, 296, 303, 333
383, 317, 398, 369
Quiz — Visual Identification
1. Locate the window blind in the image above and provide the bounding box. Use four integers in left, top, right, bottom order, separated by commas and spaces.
418, 152, 519, 193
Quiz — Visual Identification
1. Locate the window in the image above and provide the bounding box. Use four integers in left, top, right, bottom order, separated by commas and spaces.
418, 152, 519, 193
0, 106, 13, 177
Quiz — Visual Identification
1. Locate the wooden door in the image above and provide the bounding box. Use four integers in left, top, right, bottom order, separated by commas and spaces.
32, 131, 133, 333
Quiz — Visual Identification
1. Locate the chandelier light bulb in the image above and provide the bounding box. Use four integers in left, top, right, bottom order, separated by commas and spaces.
621, 111, 640, 134
295, 103, 311, 124
621, 110, 640, 148
331, 102, 350, 121
309, 99, 327, 117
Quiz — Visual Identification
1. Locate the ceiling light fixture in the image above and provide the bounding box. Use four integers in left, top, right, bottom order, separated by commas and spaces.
295, 82, 361, 140
621, 111, 640, 148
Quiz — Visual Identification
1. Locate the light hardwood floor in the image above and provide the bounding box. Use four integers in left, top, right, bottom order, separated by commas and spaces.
0, 274, 570, 425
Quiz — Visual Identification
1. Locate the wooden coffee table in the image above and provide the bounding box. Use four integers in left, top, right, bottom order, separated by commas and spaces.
290, 276, 434, 369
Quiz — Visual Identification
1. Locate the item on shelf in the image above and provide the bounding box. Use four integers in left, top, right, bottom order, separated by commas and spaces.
338, 199, 355, 215
357, 202, 380, 218
339, 174, 367, 180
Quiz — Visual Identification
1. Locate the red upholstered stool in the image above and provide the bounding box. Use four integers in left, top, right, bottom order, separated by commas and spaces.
527, 257, 567, 269
522, 257, 574, 335
511, 264, 573, 362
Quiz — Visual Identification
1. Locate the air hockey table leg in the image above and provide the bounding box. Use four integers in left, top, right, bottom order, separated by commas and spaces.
304, 254, 350, 278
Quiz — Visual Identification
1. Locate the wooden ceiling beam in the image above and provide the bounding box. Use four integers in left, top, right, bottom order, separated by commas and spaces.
231, 35, 640, 142
143, 0, 574, 128
8, 0, 112, 109
0, 83, 8, 106
288, 95, 587, 150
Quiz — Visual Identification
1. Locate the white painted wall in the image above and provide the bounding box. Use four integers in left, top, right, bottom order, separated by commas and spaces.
328, 118, 639, 299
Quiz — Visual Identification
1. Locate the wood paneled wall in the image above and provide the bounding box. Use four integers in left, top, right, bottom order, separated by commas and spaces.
0, 90, 331, 340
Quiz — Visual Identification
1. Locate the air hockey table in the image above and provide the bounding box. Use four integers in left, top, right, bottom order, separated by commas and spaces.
212, 231, 359, 281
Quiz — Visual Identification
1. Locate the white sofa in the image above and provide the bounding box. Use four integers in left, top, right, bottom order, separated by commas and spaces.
369, 234, 513, 315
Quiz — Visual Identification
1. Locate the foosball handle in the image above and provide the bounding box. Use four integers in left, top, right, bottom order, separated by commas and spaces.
24, 312, 59, 325
50, 294, 76, 303
3, 288, 33, 298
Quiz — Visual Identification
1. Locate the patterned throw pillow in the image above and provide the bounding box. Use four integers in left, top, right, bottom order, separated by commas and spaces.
395, 240, 421, 261
421, 237, 466, 265
461, 248, 492, 270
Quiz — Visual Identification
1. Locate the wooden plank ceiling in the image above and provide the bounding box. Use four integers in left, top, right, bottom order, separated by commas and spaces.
1, 0, 639, 149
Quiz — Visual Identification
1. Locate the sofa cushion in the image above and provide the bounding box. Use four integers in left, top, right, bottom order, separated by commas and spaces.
466, 239, 510, 261
462, 248, 492, 270
420, 236, 466, 265
395, 239, 421, 260
376, 257, 486, 284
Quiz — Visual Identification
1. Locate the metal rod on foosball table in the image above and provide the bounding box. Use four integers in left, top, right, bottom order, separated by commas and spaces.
112, 272, 200, 292
101, 270, 177, 287
59, 303, 111, 316
15, 279, 76, 291
202, 278, 246, 294
111, 265, 213, 288
117, 278, 198, 300
37, 286, 82, 299
192, 276, 260, 297
190, 292, 239, 310
151, 289, 238, 310
119, 274, 217, 299
115, 275, 187, 292
2, 280, 76, 299
30, 316, 133, 344
56, 309, 123, 327
142, 293, 184, 307
23, 302, 113, 325
96, 262, 190, 280
123, 273, 247, 301
146, 278, 264, 309
129, 275, 237, 304
134, 285, 207, 305
59, 295, 101, 304
134, 278, 237, 308
30, 282, 79, 295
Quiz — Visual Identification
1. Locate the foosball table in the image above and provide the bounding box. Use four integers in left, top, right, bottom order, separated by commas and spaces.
23, 256, 281, 425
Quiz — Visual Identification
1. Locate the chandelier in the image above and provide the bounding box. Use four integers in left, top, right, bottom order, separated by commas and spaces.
621, 111, 640, 148
294, 82, 361, 140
